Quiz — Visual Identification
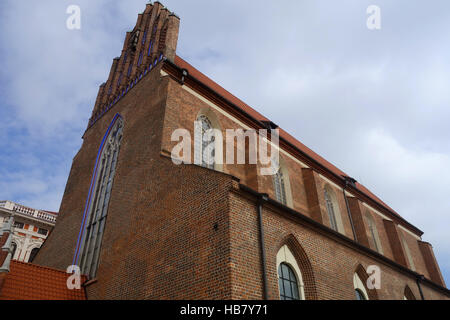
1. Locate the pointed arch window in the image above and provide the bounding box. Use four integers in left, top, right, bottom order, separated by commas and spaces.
402, 236, 416, 271
273, 166, 287, 205
404, 286, 416, 300
79, 118, 123, 278
195, 115, 215, 169
278, 263, 300, 300
324, 187, 338, 232
366, 212, 382, 253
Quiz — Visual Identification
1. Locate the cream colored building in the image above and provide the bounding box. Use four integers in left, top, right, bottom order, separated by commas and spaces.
0, 201, 57, 263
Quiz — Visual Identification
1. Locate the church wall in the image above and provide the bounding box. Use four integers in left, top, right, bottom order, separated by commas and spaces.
35, 64, 236, 299
228, 191, 449, 300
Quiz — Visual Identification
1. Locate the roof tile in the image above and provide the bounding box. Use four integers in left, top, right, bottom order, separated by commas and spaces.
0, 261, 87, 300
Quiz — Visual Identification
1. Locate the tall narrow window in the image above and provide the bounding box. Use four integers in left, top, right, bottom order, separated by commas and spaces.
79, 118, 124, 278
366, 213, 382, 253
196, 115, 215, 169
324, 188, 338, 231
402, 236, 416, 271
273, 167, 287, 205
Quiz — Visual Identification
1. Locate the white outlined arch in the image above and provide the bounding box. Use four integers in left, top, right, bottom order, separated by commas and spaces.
195, 108, 224, 172
276, 245, 305, 300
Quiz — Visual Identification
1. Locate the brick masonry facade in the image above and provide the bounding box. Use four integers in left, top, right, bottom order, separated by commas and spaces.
34, 3, 449, 300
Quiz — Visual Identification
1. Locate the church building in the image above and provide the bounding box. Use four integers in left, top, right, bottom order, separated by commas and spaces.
5, 2, 447, 300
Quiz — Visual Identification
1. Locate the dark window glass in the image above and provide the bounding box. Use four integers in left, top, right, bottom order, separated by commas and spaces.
324, 188, 338, 231
14, 222, 24, 229
11, 243, 17, 259
278, 263, 300, 300
28, 248, 39, 263
37, 228, 48, 236
127, 64, 133, 77
355, 289, 366, 300
273, 168, 287, 205
79, 119, 123, 279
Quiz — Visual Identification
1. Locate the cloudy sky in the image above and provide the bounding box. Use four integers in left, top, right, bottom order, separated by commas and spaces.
0, 0, 449, 286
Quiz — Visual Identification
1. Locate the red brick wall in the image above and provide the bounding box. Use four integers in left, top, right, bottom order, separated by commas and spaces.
229, 190, 449, 300
35, 65, 237, 299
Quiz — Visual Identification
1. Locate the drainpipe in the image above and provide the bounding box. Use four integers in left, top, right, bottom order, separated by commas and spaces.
257, 194, 269, 300
416, 275, 425, 300
343, 178, 358, 242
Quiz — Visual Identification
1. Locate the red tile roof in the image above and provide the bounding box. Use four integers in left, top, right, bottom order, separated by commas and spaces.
173, 55, 408, 227
0, 261, 87, 300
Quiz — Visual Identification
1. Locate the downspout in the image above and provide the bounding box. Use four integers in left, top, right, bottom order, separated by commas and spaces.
343, 179, 358, 242
416, 275, 425, 300
257, 194, 269, 300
